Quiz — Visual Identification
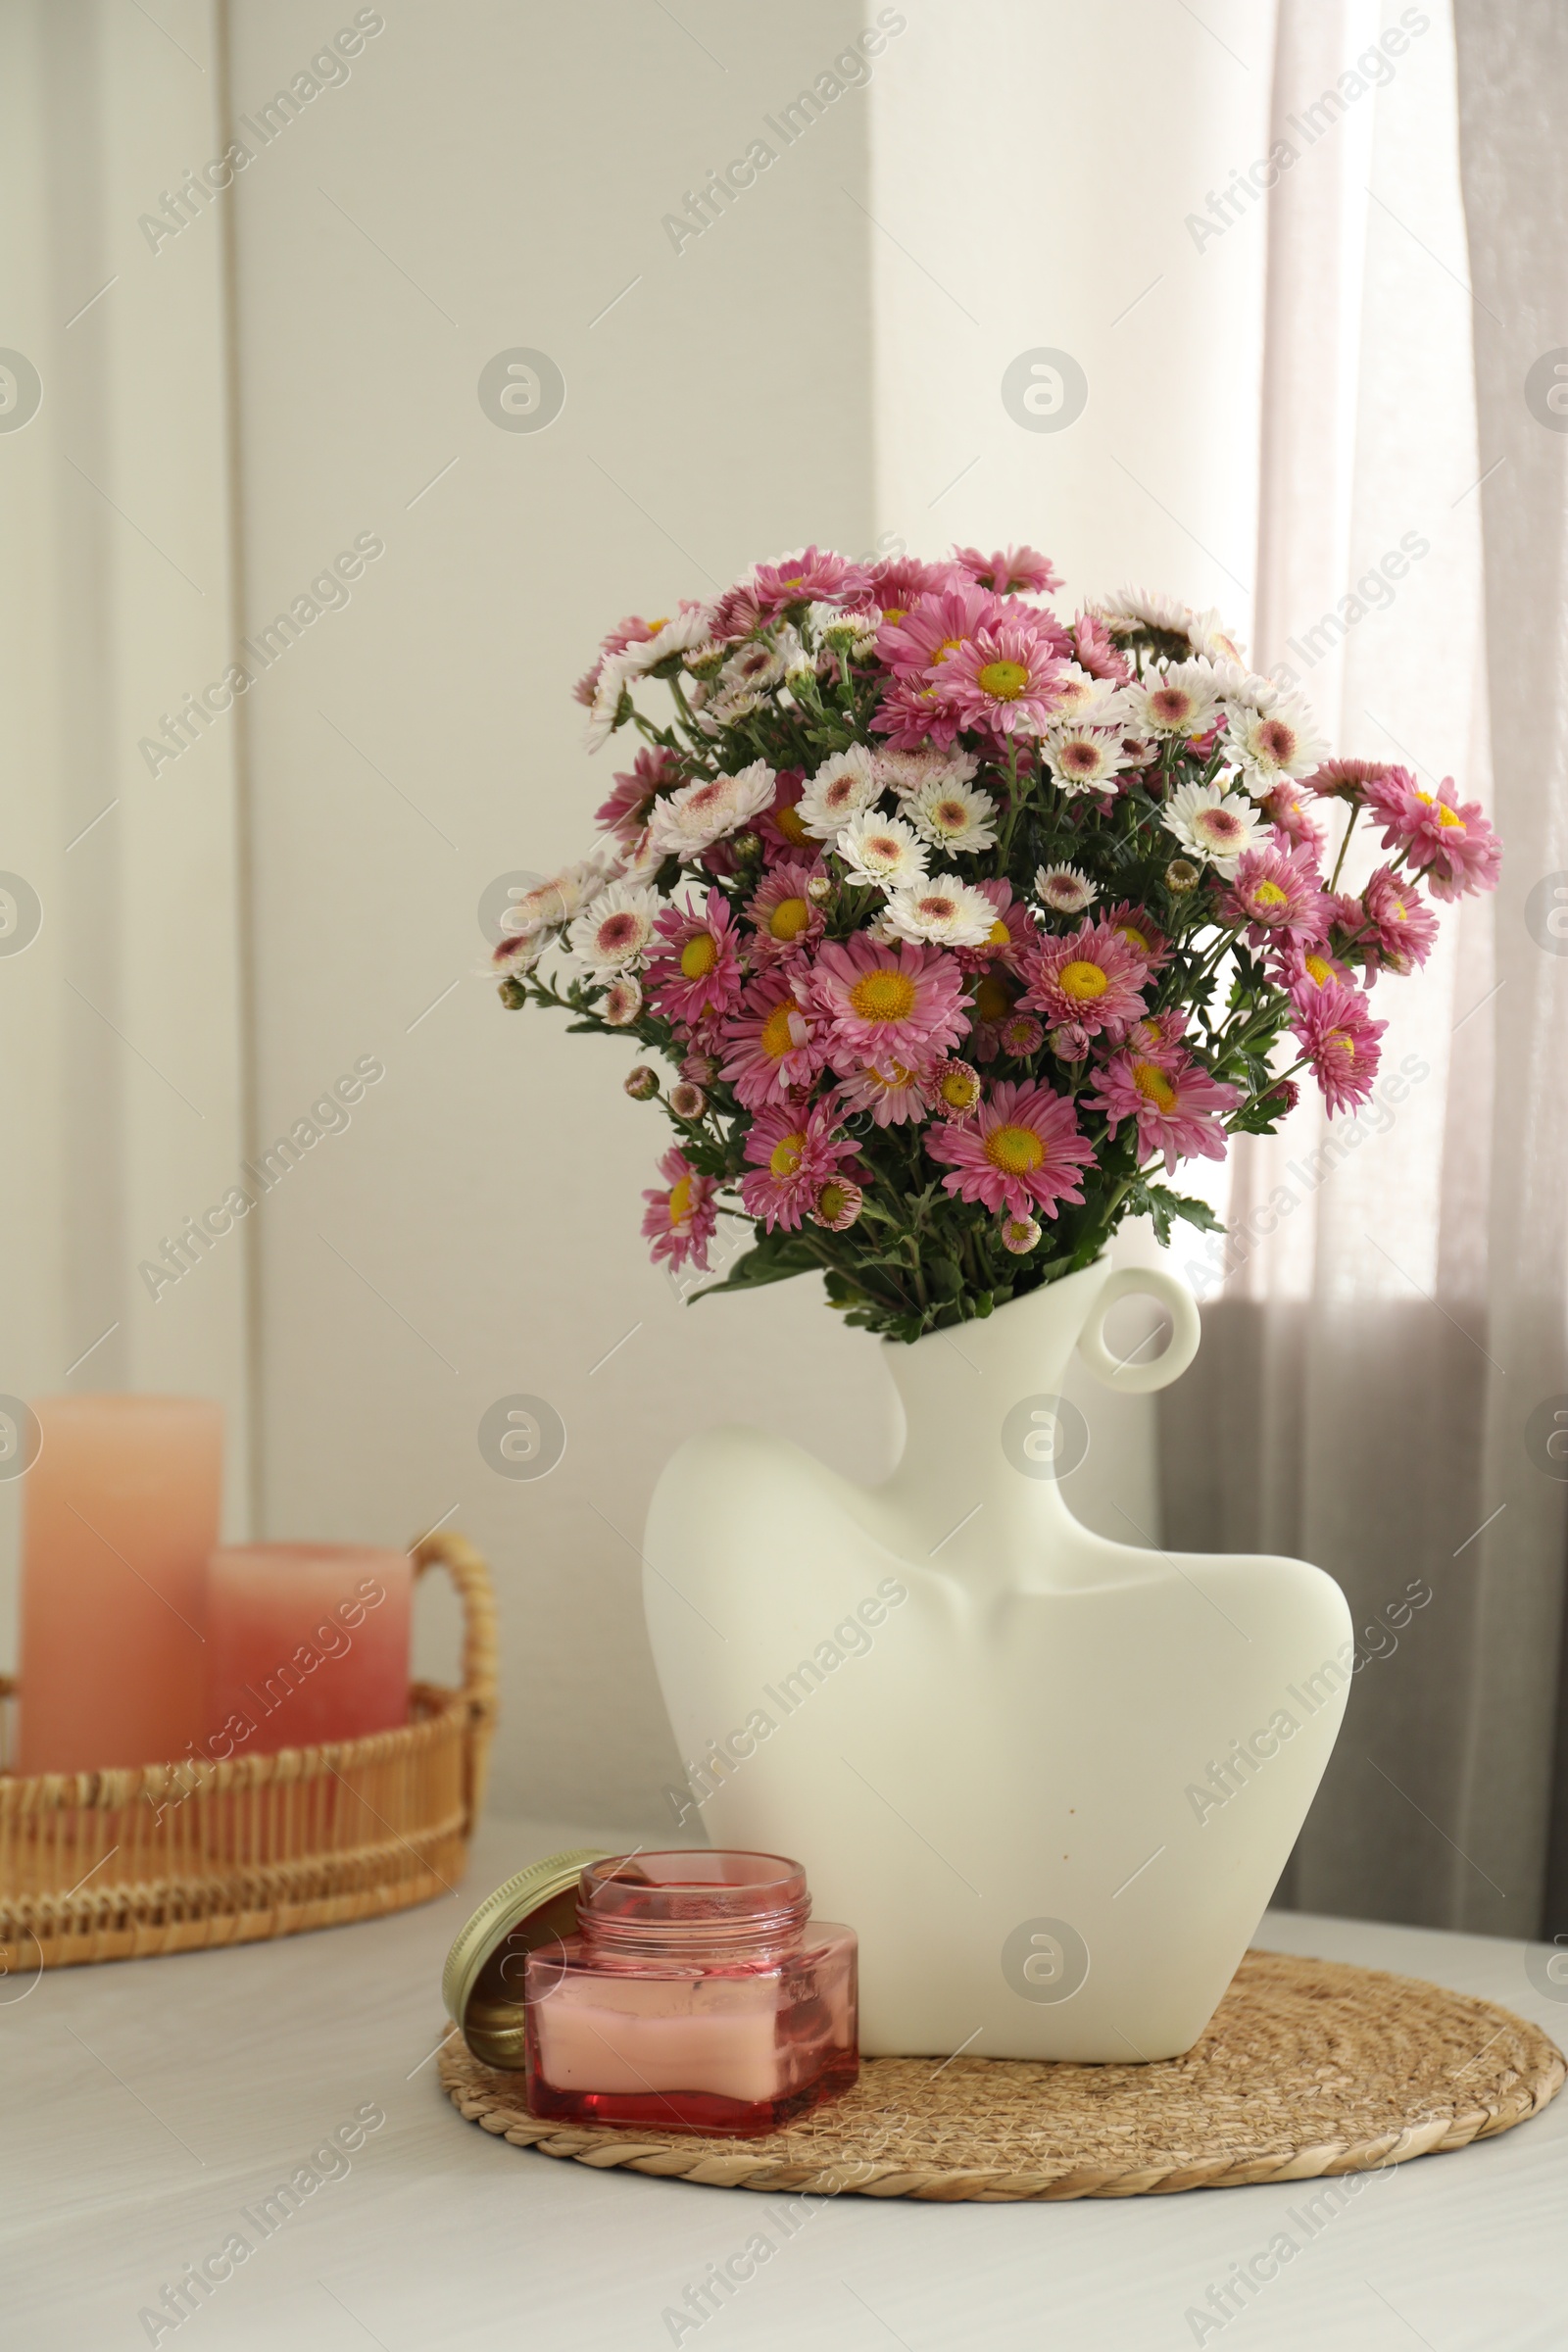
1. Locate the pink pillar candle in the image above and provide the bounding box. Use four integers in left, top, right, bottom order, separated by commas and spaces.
19, 1395, 222, 1775
204, 1544, 412, 1757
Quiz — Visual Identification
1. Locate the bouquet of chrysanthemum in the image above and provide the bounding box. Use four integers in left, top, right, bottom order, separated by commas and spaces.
496, 544, 1500, 1342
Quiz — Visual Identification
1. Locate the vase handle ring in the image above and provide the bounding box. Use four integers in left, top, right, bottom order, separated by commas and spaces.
1076, 1265, 1201, 1396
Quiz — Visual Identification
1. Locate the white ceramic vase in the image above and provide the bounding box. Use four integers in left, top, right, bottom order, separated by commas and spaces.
644, 1260, 1351, 2061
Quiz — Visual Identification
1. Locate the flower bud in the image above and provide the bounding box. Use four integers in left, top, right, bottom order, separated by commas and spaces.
497, 978, 527, 1010
809, 1178, 863, 1231
624, 1064, 659, 1101
669, 1082, 707, 1120
603, 976, 643, 1027
1000, 1213, 1042, 1255
1165, 858, 1200, 894
806, 874, 834, 906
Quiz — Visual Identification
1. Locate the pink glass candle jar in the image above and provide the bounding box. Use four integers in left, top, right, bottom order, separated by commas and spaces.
524, 1851, 858, 2136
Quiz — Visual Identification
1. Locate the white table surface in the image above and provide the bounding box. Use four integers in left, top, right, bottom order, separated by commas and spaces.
5, 1813, 1567, 2352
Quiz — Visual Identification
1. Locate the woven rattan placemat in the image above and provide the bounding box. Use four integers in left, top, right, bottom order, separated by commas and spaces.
437, 1947, 1563, 2202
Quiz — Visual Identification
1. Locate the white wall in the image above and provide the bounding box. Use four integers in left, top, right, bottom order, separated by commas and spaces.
4, 0, 1274, 1826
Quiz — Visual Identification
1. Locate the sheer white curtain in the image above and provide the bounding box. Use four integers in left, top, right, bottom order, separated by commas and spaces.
1163, 0, 1568, 1936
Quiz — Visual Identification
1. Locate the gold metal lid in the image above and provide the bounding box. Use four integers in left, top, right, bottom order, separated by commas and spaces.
442, 1848, 611, 2070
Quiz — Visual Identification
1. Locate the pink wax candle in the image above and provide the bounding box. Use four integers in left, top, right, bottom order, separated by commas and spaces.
18, 1395, 223, 1775
204, 1544, 412, 1757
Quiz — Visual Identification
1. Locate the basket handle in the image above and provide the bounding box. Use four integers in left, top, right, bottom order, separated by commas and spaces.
412, 1528, 499, 1834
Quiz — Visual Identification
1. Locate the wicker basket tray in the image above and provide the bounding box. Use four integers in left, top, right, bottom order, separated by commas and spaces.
0, 1530, 496, 1972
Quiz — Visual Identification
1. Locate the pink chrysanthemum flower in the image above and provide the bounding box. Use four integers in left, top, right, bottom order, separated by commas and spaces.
1302, 756, 1391, 800
1122, 1008, 1190, 1065
746, 860, 827, 964
1101, 902, 1172, 973
939, 624, 1072, 737
1261, 778, 1324, 850
601, 613, 663, 660
753, 768, 813, 859
834, 1056, 932, 1127
741, 1102, 859, 1232
1357, 865, 1441, 976
951, 544, 1063, 597
864, 555, 958, 627
1218, 844, 1326, 946
1269, 940, 1355, 994
718, 971, 823, 1108
924, 1079, 1095, 1220
594, 745, 677, 842
998, 1012, 1045, 1057
641, 1148, 718, 1272
876, 582, 1011, 682
955, 878, 1033, 974
999, 1213, 1042, 1254
751, 546, 871, 614
644, 889, 747, 1032
809, 1175, 864, 1231
1088, 1050, 1242, 1174
572, 662, 602, 709
710, 581, 764, 641
1017, 920, 1150, 1040
930, 1058, 982, 1119
1049, 1022, 1092, 1062
869, 674, 965, 751
808, 937, 971, 1072
1070, 611, 1132, 685
1290, 979, 1387, 1114
1363, 769, 1501, 901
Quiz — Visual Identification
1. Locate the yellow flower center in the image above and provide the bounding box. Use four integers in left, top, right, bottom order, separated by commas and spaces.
988, 916, 1009, 947
1303, 954, 1334, 987
1058, 958, 1109, 1002
647, 615, 669, 632
667, 1175, 693, 1225
1117, 923, 1152, 954
849, 969, 918, 1023
880, 607, 906, 625
940, 1069, 978, 1109
680, 934, 718, 979
769, 897, 811, 942
775, 803, 809, 845
768, 1131, 808, 1179
932, 635, 963, 664
817, 1180, 852, 1220
1251, 880, 1289, 907
1132, 1058, 1177, 1112
977, 660, 1029, 700
984, 1122, 1045, 1175
973, 975, 1013, 1022
1332, 1031, 1355, 1060
760, 1002, 799, 1059
867, 1060, 915, 1094
1415, 791, 1464, 830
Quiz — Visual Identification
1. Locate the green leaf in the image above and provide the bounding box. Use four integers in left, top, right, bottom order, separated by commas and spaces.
686, 1231, 818, 1302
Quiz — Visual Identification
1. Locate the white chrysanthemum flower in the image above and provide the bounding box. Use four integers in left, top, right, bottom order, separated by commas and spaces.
645, 760, 776, 860
1090, 585, 1194, 637
1050, 662, 1121, 718
872, 746, 979, 800
718, 640, 785, 696
1187, 608, 1247, 664
602, 975, 643, 1026
798, 745, 881, 838
1161, 779, 1262, 876
1202, 659, 1279, 715
776, 626, 817, 684
834, 810, 928, 890
1125, 661, 1220, 740
620, 607, 714, 674
907, 772, 999, 854
1034, 863, 1099, 915
882, 874, 996, 948
1223, 695, 1329, 796
703, 681, 765, 729
501, 849, 615, 944
1042, 724, 1134, 797
584, 653, 632, 752
567, 880, 661, 975
808, 600, 878, 654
